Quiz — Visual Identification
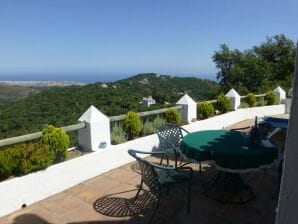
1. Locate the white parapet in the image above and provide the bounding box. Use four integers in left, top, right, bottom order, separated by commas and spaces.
78, 105, 110, 151
274, 86, 286, 103
226, 88, 241, 111
176, 94, 197, 123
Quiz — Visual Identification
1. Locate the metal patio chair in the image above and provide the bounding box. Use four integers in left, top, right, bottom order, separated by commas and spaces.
128, 149, 193, 224
157, 123, 191, 168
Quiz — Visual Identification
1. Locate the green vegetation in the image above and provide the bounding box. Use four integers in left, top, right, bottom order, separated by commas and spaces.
198, 101, 215, 119
0, 124, 72, 181
264, 91, 278, 105
142, 120, 155, 136
0, 74, 218, 141
213, 34, 295, 94
123, 111, 142, 139
0, 85, 39, 106
12, 142, 54, 175
246, 93, 256, 107
41, 125, 70, 162
142, 116, 166, 136
111, 123, 127, 144
0, 150, 16, 180
257, 97, 266, 106
216, 94, 232, 113
0, 142, 54, 180
152, 116, 166, 131
165, 108, 180, 124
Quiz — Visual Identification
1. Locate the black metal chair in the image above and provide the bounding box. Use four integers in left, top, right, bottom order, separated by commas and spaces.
128, 149, 193, 224
156, 123, 191, 168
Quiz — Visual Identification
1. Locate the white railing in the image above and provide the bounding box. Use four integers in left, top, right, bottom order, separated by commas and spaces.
0, 122, 86, 148
0, 105, 182, 148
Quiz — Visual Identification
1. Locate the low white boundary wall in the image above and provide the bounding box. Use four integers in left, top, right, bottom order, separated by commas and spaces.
184, 104, 286, 132
0, 104, 285, 217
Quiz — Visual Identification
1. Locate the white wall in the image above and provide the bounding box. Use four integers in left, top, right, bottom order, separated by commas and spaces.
184, 104, 286, 132
0, 104, 286, 217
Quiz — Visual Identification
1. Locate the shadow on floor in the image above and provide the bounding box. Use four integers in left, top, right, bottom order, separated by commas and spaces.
12, 214, 50, 224
93, 189, 158, 223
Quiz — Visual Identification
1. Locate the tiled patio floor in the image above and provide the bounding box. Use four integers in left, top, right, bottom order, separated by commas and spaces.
0, 119, 284, 224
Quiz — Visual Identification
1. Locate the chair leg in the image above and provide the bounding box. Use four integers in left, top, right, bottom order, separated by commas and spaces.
159, 154, 164, 165
134, 180, 143, 199
148, 192, 161, 224
187, 171, 193, 214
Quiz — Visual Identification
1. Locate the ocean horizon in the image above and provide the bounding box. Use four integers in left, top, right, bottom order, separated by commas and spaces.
0, 73, 217, 83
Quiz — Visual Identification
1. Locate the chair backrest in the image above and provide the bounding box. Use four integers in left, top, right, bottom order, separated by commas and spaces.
128, 150, 160, 193
157, 123, 183, 151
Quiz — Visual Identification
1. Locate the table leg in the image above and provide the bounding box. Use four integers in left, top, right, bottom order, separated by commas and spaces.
203, 171, 255, 203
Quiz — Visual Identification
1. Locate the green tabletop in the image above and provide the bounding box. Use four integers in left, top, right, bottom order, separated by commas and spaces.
181, 130, 278, 170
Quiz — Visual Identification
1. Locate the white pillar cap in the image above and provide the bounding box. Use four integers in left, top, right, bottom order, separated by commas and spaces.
78, 105, 109, 122
176, 94, 196, 105
225, 88, 240, 98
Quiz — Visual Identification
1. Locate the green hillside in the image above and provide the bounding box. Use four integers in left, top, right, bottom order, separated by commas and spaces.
0, 85, 38, 106
0, 73, 219, 139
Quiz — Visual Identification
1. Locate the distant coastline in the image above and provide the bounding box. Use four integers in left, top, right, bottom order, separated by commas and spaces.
0, 80, 86, 87
0, 73, 216, 84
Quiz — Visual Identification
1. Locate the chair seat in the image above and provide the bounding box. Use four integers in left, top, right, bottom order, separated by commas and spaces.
155, 168, 190, 185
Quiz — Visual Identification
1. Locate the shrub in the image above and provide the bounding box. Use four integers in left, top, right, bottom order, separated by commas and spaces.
111, 122, 127, 144
142, 120, 155, 136
197, 101, 215, 119
123, 111, 142, 140
152, 116, 165, 130
246, 93, 256, 107
0, 150, 16, 180
10, 142, 54, 175
164, 108, 180, 124
264, 91, 278, 105
0, 142, 55, 180
41, 125, 70, 162
142, 116, 165, 136
240, 102, 249, 108
257, 97, 266, 106
216, 93, 232, 113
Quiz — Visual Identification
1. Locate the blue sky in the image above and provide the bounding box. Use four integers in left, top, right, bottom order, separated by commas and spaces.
0, 0, 297, 82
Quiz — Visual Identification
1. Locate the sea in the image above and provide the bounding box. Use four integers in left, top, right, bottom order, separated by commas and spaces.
0, 73, 216, 84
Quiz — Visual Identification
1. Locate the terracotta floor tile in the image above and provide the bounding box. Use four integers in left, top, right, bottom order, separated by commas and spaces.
104, 167, 139, 183
85, 176, 121, 193
66, 184, 104, 204
42, 194, 87, 217
126, 175, 141, 187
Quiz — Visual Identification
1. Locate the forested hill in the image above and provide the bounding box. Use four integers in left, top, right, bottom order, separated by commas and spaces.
0, 73, 219, 139
0, 85, 38, 106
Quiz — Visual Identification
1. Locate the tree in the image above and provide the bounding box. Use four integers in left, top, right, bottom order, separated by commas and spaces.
253, 34, 296, 91
213, 34, 296, 95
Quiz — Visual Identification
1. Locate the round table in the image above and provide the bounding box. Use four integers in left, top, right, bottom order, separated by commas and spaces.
181, 130, 278, 202
182, 130, 277, 171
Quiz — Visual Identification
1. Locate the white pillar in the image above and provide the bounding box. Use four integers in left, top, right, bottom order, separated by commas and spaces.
176, 94, 197, 123
276, 45, 298, 223
274, 86, 286, 103
78, 105, 110, 151
225, 88, 240, 110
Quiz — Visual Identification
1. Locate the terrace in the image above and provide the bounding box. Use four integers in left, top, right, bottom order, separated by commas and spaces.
0, 85, 295, 224
0, 119, 283, 224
